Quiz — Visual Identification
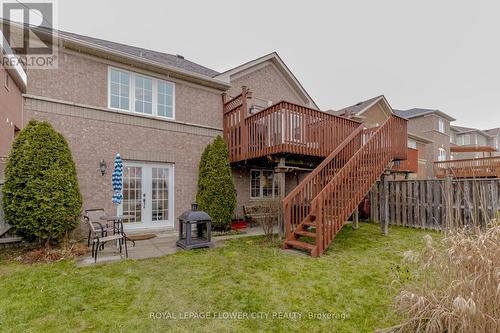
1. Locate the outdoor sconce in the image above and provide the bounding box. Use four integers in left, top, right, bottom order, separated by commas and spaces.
99, 159, 107, 176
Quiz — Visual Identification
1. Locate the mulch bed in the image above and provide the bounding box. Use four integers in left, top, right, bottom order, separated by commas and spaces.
0, 243, 89, 264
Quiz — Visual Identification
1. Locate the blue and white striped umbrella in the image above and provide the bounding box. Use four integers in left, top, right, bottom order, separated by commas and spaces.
111, 153, 123, 205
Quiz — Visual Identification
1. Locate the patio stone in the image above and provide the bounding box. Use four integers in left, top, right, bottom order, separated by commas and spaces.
77, 226, 267, 266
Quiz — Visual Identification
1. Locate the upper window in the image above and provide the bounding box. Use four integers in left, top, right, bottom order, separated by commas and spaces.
457, 134, 470, 146
134, 75, 153, 114
157, 80, 174, 118
438, 147, 446, 161
407, 139, 417, 149
438, 119, 445, 133
108, 67, 175, 119
250, 170, 279, 199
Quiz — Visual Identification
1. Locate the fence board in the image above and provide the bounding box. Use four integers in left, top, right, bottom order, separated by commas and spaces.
370, 178, 500, 230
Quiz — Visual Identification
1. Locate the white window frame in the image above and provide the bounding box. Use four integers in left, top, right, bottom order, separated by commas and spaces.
250, 169, 279, 199
438, 119, 445, 134
438, 147, 446, 161
107, 66, 175, 120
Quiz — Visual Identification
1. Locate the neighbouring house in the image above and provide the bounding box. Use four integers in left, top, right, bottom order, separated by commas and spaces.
328, 95, 427, 179
450, 125, 499, 159
11, 24, 407, 257
0, 34, 27, 180
394, 108, 456, 179
484, 127, 500, 156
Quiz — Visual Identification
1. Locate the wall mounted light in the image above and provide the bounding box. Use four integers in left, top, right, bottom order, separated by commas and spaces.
99, 159, 107, 176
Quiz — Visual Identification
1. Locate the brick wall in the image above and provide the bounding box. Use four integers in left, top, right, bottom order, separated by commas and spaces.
0, 62, 24, 178
25, 97, 222, 229
27, 49, 224, 129
228, 62, 306, 107
407, 114, 452, 178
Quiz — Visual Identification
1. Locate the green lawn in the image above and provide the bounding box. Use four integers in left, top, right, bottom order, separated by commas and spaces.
0, 223, 440, 333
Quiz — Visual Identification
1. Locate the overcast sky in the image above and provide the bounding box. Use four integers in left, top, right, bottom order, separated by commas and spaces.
55, 0, 499, 129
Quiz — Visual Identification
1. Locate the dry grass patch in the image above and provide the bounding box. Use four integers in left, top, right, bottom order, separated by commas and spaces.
383, 223, 500, 333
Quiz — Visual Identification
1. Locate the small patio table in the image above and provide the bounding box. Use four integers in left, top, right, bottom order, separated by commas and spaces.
100, 215, 136, 247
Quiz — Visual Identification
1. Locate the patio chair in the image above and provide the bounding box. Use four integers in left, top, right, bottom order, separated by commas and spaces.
84, 215, 128, 263
84, 209, 109, 247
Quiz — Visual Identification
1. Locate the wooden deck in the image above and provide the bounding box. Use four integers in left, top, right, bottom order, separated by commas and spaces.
434, 156, 500, 178
223, 88, 360, 163
391, 147, 418, 173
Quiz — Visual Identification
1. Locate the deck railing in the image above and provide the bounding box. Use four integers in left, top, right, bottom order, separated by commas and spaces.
434, 156, 500, 178
223, 91, 360, 162
391, 147, 418, 173
282, 125, 364, 236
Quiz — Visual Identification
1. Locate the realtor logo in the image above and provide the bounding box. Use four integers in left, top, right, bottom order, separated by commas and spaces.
1, 0, 58, 68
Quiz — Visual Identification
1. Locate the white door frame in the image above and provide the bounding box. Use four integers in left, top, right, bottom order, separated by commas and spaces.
118, 161, 175, 231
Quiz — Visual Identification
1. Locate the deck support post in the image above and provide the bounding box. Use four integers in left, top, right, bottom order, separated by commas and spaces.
381, 171, 390, 235
352, 208, 359, 229
277, 158, 286, 239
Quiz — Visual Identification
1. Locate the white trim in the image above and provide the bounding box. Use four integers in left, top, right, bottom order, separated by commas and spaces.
0, 30, 27, 91
118, 161, 175, 230
107, 66, 176, 120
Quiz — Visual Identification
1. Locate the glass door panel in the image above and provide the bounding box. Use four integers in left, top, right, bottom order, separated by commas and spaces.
122, 166, 143, 223
151, 167, 169, 223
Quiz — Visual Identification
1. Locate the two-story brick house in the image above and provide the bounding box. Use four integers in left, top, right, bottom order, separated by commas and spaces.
4, 20, 409, 256
22, 28, 345, 233
394, 108, 456, 179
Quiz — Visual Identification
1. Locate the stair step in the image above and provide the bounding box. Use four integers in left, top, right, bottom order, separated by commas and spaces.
285, 240, 315, 251
303, 220, 317, 227
294, 230, 316, 238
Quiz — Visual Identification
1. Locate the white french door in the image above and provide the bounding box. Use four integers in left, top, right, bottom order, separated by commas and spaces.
119, 162, 174, 230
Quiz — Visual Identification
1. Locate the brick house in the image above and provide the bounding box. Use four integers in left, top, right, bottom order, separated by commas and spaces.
19, 30, 332, 232
10, 25, 408, 255
394, 108, 456, 179
0, 35, 27, 180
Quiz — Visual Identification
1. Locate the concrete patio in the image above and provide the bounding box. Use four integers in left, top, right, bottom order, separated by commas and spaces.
78, 226, 266, 266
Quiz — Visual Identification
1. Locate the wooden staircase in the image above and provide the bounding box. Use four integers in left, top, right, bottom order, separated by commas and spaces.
282, 115, 407, 257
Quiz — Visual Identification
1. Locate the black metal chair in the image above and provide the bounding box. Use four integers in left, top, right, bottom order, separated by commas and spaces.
84, 214, 128, 263
84, 209, 109, 247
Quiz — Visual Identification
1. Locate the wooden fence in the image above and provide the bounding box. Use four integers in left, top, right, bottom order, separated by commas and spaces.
370, 178, 499, 230
0, 180, 4, 231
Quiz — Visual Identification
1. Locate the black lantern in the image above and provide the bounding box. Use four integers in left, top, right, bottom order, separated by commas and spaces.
176, 203, 214, 250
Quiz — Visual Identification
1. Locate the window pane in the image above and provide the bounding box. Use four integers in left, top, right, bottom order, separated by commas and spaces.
135, 76, 153, 114
262, 171, 274, 198
157, 80, 174, 118
251, 171, 260, 198
110, 68, 130, 110
111, 95, 119, 109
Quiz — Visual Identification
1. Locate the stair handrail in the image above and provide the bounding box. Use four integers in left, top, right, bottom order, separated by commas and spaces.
282, 124, 364, 238
311, 115, 402, 205
282, 124, 364, 205
311, 115, 407, 255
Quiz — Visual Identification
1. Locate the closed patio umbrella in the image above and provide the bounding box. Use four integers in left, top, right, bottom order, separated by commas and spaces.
111, 153, 123, 205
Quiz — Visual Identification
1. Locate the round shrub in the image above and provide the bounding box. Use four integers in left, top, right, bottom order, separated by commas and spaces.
196, 136, 236, 230
2, 120, 82, 245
